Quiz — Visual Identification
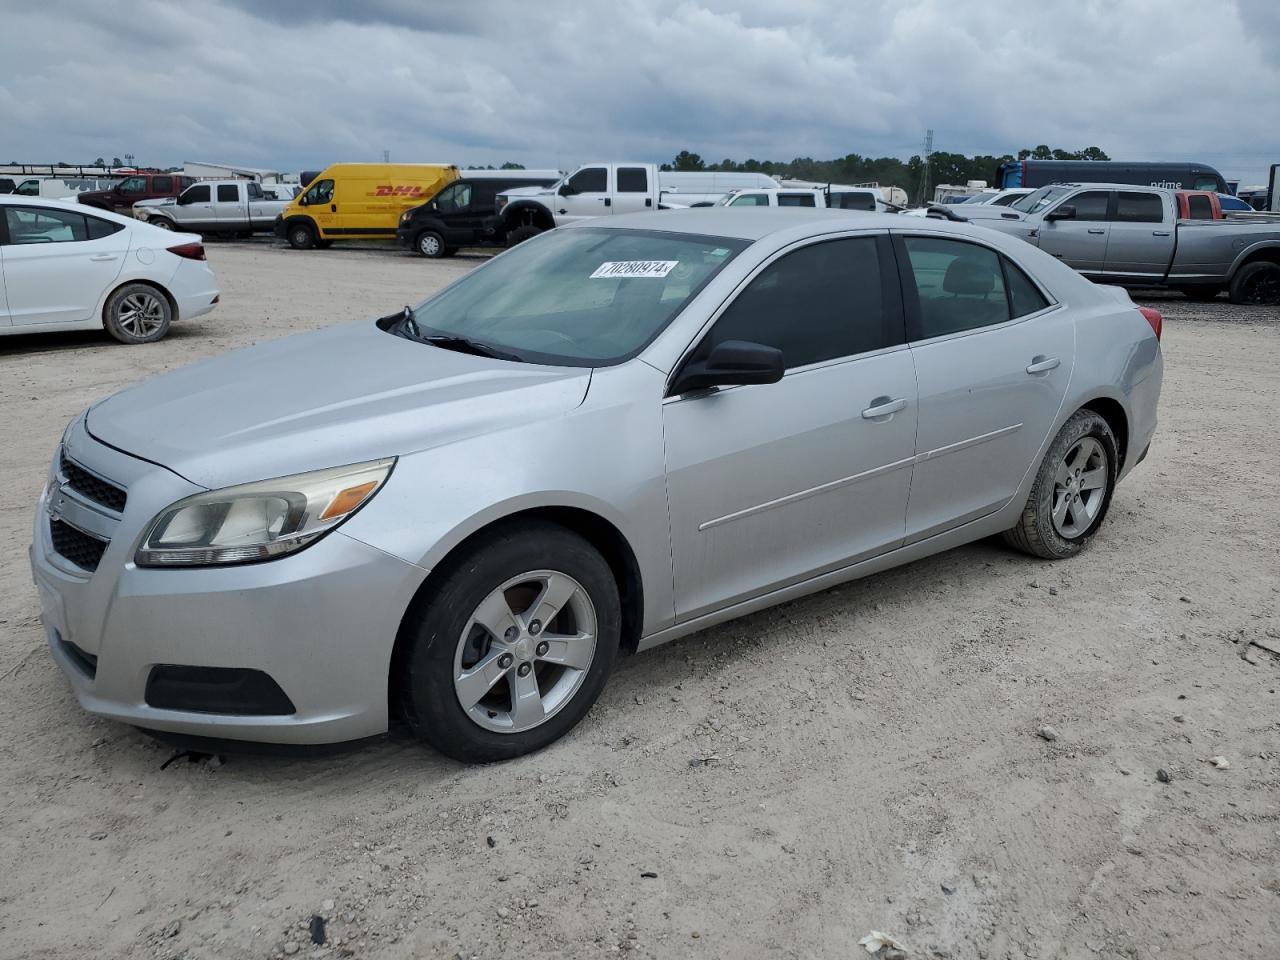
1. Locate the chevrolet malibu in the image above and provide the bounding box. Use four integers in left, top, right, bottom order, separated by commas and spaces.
31, 210, 1163, 762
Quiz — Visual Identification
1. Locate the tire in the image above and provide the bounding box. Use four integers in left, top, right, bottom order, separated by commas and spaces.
1228, 261, 1280, 306
1179, 286, 1222, 302
415, 230, 446, 258
398, 520, 621, 762
287, 221, 317, 250
506, 224, 543, 247
103, 283, 173, 344
1003, 409, 1118, 560
149, 217, 175, 231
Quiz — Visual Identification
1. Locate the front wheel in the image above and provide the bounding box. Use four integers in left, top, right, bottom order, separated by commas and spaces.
1228, 261, 1280, 306
149, 217, 175, 231
287, 221, 317, 249
399, 521, 620, 762
415, 230, 446, 258
1003, 409, 1118, 559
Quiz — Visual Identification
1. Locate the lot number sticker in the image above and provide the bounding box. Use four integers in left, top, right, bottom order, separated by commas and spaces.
590, 260, 679, 279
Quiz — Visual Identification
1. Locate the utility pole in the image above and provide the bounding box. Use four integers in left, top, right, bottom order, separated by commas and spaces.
917, 129, 933, 206
382, 149, 390, 163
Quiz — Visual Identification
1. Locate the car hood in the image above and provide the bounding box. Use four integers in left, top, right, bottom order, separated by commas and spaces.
86, 320, 592, 489
954, 205, 1027, 223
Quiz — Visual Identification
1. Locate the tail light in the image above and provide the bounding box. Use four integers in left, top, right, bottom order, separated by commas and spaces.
166, 242, 206, 261
1138, 306, 1163, 340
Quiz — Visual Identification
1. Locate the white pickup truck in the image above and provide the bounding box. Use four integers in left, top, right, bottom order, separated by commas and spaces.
490, 163, 781, 244
714, 185, 899, 212
134, 180, 289, 236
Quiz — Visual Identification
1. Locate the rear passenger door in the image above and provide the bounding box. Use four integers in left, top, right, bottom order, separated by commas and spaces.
895, 233, 1075, 542
663, 234, 917, 619
1103, 190, 1173, 280
1037, 189, 1111, 274
213, 182, 245, 229
613, 166, 652, 215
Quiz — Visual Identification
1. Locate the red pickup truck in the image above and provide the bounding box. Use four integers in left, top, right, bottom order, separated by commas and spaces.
77, 172, 196, 213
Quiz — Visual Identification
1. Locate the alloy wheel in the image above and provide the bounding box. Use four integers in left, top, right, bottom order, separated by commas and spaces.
1051, 436, 1108, 538
452, 570, 597, 733
116, 291, 166, 337
418, 233, 441, 256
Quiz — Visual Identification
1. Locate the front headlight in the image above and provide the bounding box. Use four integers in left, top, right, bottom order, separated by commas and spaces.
400, 210, 413, 224
135, 459, 394, 567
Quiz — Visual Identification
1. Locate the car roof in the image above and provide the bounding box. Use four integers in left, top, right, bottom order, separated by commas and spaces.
580, 208, 910, 241
0, 193, 192, 231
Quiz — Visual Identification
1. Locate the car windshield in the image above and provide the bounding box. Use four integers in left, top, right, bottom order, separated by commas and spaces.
394, 228, 748, 366
1011, 186, 1069, 214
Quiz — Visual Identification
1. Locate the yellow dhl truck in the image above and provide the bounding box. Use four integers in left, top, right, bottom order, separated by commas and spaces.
275, 163, 459, 249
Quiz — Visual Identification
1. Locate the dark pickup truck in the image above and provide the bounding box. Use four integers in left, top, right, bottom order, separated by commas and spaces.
957, 182, 1280, 304
77, 172, 196, 213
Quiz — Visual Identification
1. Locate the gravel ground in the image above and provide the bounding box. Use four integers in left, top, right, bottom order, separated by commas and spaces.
1, 242, 1278, 960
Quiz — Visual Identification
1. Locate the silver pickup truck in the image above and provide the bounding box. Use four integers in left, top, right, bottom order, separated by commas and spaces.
134, 180, 289, 237
954, 182, 1280, 304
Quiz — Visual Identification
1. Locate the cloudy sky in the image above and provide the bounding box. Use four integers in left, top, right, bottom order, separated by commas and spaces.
2, 0, 1278, 185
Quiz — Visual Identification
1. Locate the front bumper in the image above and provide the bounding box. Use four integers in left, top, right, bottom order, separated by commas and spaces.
31, 420, 426, 744
395, 225, 416, 249
272, 215, 286, 238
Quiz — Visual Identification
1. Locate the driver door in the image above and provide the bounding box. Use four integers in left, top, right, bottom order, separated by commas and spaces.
1037, 189, 1111, 274
557, 166, 611, 223
662, 234, 916, 620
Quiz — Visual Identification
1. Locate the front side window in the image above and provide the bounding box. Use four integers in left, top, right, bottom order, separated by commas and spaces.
1113, 191, 1164, 223
184, 184, 211, 203
991, 193, 1021, 206
3, 206, 90, 244
303, 179, 333, 205
15, 180, 38, 196
777, 193, 817, 207
399, 228, 747, 365
567, 167, 607, 194
1011, 186, 1069, 214
617, 167, 648, 193
902, 237, 1011, 339
1062, 191, 1110, 222
216, 184, 239, 202
728, 193, 768, 207
1192, 176, 1219, 192
693, 236, 892, 370
118, 176, 146, 193
436, 182, 472, 212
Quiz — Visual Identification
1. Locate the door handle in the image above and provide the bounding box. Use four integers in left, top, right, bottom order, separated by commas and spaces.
645, 198, 652, 208
603, 198, 611, 207
861, 396, 907, 419
88, 254, 118, 261
1087, 228, 1105, 234
1152, 230, 1171, 237
1026, 356, 1060, 374
330, 204, 337, 212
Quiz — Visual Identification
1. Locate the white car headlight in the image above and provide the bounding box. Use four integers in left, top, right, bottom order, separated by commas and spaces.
135, 459, 394, 567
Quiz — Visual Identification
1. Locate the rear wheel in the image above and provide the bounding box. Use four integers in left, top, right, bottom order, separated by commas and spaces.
1003, 409, 1118, 560
149, 217, 175, 231
415, 230, 445, 258
103, 283, 172, 344
1228, 261, 1280, 305
398, 521, 620, 762
287, 221, 317, 249
506, 224, 543, 247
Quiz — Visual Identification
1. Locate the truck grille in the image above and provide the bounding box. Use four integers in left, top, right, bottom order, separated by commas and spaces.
49, 518, 109, 571
61, 451, 127, 512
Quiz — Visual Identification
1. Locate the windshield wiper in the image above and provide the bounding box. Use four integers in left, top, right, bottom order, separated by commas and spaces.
421, 335, 523, 362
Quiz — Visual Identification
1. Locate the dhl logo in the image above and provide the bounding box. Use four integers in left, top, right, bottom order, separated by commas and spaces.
371, 185, 425, 197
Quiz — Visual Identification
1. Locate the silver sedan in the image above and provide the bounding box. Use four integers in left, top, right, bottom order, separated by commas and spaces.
31, 210, 1163, 762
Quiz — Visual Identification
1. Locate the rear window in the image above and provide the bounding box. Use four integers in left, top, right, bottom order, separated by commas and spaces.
1114, 192, 1164, 223
1186, 195, 1213, 219
217, 184, 239, 202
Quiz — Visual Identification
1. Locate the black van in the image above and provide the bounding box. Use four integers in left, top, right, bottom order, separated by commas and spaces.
396, 172, 562, 257
995, 159, 1229, 193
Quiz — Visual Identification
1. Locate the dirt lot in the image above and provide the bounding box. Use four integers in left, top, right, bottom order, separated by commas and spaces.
1, 241, 1278, 960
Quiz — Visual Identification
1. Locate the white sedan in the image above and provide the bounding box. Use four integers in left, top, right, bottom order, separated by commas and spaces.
0, 196, 219, 344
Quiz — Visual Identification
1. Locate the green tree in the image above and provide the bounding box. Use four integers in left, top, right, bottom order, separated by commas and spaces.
670, 150, 705, 171
500, 161, 525, 169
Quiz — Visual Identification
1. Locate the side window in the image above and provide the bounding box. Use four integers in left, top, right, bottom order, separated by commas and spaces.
85, 214, 125, 240
153, 176, 173, 192
303, 179, 333, 204
1192, 176, 1219, 192
3, 206, 90, 244
246, 182, 263, 200
1003, 257, 1050, 318
835, 192, 875, 211
216, 184, 239, 202
1113, 191, 1164, 223
902, 237, 1011, 339
436, 183, 471, 212
616, 167, 648, 193
777, 193, 817, 207
1063, 191, 1110, 222
567, 167, 607, 194
729, 193, 768, 206
694, 236, 891, 370
185, 184, 211, 203
118, 176, 147, 194
1186, 195, 1213, 220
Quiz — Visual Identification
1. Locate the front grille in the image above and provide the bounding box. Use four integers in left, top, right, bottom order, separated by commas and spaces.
49, 518, 108, 571
60, 451, 127, 512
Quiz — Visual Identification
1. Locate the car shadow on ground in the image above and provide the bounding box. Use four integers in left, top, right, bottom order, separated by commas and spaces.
0, 324, 205, 356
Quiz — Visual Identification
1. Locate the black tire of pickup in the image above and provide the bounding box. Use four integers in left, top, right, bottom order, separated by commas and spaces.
1228, 261, 1280, 306
1178, 286, 1223, 302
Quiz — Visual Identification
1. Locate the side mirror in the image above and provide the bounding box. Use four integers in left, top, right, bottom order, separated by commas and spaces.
669, 340, 784, 396
298, 196, 309, 206
1045, 205, 1075, 221
558, 183, 576, 197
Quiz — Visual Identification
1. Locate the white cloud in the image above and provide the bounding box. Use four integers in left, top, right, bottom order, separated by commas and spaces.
0, 0, 1275, 184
